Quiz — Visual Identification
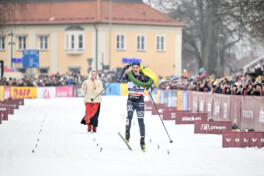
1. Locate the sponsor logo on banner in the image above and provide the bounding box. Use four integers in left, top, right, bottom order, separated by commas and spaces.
225, 138, 264, 143
13, 89, 30, 98
171, 113, 175, 118
201, 124, 227, 131
0, 107, 7, 111
182, 116, 201, 121
43, 89, 50, 98
207, 103, 212, 112
214, 102, 220, 115
243, 110, 254, 118
259, 107, 264, 123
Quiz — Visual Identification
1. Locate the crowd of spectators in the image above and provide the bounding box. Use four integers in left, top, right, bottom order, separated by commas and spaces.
0, 72, 83, 87
1, 63, 264, 96
158, 64, 264, 96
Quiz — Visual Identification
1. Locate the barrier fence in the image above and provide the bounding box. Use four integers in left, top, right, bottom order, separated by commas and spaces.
1, 84, 262, 131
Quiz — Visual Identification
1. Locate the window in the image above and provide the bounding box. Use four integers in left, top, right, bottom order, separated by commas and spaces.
65, 33, 84, 51
39, 36, 48, 50
18, 36, 26, 50
137, 35, 146, 51
78, 34, 83, 49
156, 35, 166, 52
116, 34, 125, 50
71, 34, 74, 49
0, 36, 5, 50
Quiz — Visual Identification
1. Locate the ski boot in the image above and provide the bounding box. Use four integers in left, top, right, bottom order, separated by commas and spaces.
140, 137, 146, 152
125, 130, 130, 142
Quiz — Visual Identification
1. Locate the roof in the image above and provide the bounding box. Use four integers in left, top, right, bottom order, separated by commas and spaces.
5, 0, 185, 27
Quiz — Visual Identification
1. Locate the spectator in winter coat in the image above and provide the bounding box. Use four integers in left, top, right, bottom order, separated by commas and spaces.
81, 69, 103, 133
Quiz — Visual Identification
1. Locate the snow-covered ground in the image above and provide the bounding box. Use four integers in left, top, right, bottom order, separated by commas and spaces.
0, 96, 263, 176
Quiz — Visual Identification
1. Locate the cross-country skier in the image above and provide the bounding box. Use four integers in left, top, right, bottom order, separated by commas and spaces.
119, 61, 153, 151
80, 69, 103, 133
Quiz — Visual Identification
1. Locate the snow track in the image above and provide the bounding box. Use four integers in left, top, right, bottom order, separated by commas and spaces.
0, 96, 263, 176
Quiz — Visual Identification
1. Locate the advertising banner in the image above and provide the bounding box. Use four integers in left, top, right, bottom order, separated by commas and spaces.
120, 83, 128, 96
0, 106, 8, 120
37, 87, 56, 99
163, 109, 191, 120
205, 94, 213, 120
194, 121, 232, 134
240, 96, 256, 131
55, 86, 73, 98
212, 94, 221, 120
11, 87, 37, 99
253, 97, 264, 131
144, 101, 152, 111
156, 90, 161, 104
229, 95, 242, 128
177, 91, 182, 110
187, 91, 192, 111
175, 112, 207, 124
192, 92, 199, 113
197, 92, 207, 113
160, 90, 165, 104
220, 95, 231, 121
171, 90, 177, 107
167, 90, 172, 107
223, 132, 264, 148
151, 103, 164, 115
182, 91, 188, 110
105, 83, 120, 96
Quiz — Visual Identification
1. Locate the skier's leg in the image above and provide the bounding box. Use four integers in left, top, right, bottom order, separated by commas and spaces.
136, 99, 145, 138
136, 99, 146, 151
126, 100, 135, 141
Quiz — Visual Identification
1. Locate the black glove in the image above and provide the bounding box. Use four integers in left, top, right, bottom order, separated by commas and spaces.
118, 64, 131, 80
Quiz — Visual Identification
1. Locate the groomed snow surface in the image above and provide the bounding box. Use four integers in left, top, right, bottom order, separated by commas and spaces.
0, 96, 263, 176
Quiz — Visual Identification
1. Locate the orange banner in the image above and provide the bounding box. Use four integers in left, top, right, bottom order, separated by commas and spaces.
177, 91, 182, 110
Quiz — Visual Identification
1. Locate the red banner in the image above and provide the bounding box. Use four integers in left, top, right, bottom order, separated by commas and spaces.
223, 132, 264, 148
241, 97, 256, 131
194, 121, 232, 134
230, 95, 242, 129
253, 97, 264, 131
197, 92, 207, 113
187, 91, 193, 112
205, 94, 213, 119
144, 101, 152, 111
212, 94, 221, 120
220, 95, 231, 121
175, 112, 207, 124
151, 104, 164, 115
191, 92, 198, 113
0, 107, 8, 120
163, 110, 191, 120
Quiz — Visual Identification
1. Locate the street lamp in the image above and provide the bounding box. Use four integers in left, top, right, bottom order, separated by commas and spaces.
8, 32, 15, 69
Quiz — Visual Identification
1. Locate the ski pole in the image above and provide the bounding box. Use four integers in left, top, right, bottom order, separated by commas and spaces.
91, 82, 113, 102
148, 92, 173, 143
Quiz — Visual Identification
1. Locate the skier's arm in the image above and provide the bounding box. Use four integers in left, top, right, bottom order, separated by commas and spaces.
117, 64, 131, 82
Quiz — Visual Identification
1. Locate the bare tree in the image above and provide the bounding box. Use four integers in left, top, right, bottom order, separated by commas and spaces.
146, 0, 263, 77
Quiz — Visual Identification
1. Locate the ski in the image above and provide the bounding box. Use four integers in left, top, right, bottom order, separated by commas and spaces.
118, 132, 132, 150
